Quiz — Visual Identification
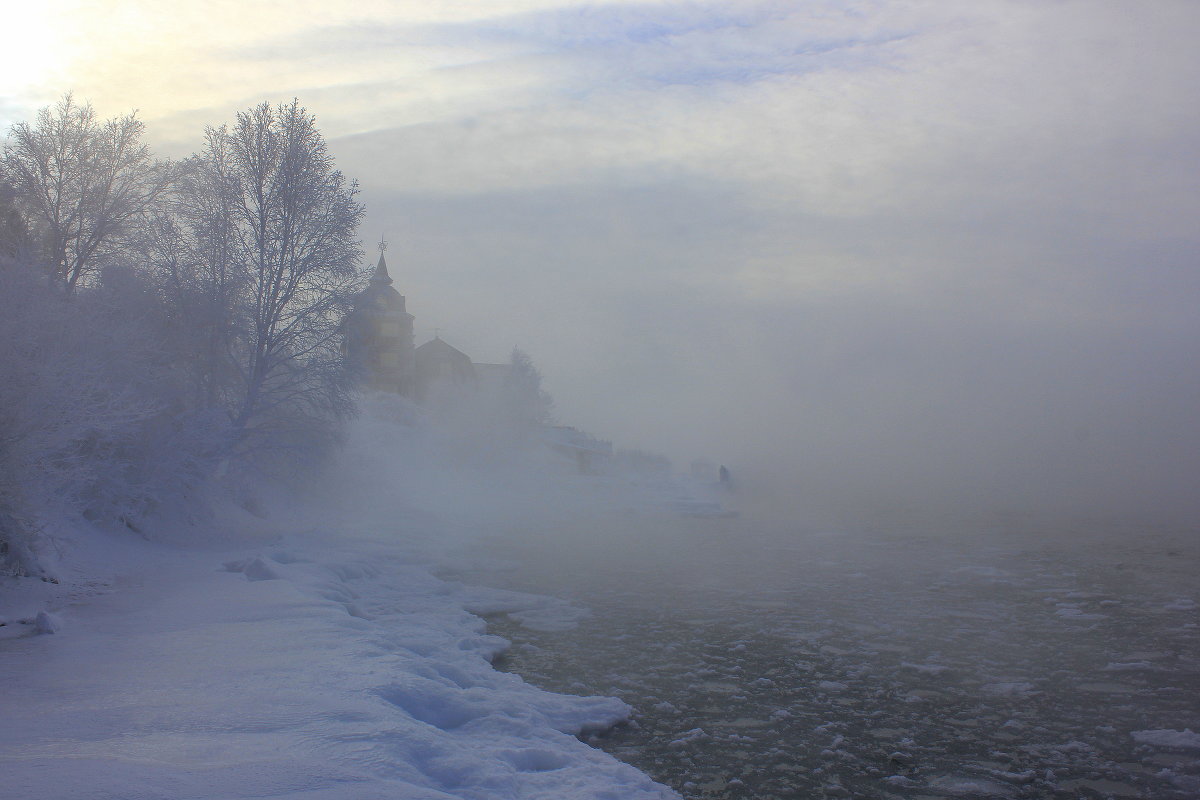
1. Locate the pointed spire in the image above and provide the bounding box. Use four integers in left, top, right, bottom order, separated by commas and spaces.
371, 235, 393, 286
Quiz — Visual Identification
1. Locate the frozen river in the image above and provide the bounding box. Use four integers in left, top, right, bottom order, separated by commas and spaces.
453, 509, 1200, 799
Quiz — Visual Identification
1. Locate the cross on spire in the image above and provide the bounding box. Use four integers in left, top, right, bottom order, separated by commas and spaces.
370, 234, 393, 286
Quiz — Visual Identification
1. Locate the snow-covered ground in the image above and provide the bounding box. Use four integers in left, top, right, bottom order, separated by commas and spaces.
0, 515, 678, 799
0, 397, 690, 800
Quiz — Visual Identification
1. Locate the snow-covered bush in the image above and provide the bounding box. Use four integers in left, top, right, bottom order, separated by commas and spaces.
0, 262, 226, 574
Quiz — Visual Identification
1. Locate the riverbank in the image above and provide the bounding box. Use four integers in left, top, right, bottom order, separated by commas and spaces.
0, 510, 678, 800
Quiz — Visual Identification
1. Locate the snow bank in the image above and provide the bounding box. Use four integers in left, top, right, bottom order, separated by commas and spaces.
0, 389, 699, 798
0, 527, 678, 799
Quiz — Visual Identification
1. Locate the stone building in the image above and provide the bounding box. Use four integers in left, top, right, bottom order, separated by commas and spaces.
343, 245, 415, 395
344, 241, 509, 403
413, 335, 477, 405
343, 241, 612, 472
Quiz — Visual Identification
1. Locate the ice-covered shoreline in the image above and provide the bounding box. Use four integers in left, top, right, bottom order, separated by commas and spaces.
0, 519, 679, 800
0, 394, 726, 799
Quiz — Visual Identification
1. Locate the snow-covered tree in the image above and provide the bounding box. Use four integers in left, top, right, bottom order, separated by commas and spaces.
505, 347, 554, 426
0, 183, 34, 262
176, 100, 366, 464
144, 165, 244, 416
0, 97, 372, 573
1, 94, 172, 293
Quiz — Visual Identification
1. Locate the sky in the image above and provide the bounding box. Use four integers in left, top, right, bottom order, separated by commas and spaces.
4, 0, 1199, 528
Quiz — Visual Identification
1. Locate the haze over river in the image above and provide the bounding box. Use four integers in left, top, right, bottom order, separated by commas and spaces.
451, 505, 1200, 799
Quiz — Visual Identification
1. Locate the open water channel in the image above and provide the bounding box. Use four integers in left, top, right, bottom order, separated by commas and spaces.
452, 507, 1199, 799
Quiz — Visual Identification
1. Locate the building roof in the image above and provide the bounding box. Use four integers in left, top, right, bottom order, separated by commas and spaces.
371, 251, 393, 286
354, 250, 407, 313
415, 336, 472, 362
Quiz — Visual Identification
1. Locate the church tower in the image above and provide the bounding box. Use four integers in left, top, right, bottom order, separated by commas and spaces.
343, 238, 416, 396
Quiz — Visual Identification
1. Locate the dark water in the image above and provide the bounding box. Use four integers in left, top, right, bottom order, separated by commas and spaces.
457, 511, 1200, 799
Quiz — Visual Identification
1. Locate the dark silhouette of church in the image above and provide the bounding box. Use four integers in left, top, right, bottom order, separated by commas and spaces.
343, 240, 507, 403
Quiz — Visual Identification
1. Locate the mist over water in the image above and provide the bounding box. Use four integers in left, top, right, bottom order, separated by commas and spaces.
368, 184, 1200, 533
455, 504, 1200, 799
325, 399, 1200, 799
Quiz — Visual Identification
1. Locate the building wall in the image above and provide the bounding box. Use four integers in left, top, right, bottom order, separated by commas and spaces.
344, 296, 414, 396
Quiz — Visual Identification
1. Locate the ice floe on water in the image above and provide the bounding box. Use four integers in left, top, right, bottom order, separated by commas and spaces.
1131, 729, 1200, 751
460, 517, 1200, 800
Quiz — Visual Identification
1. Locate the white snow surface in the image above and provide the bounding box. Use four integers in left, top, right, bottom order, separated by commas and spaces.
0, 395, 707, 799
0, 521, 678, 799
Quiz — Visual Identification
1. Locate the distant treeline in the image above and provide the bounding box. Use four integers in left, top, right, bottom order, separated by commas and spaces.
0, 95, 366, 576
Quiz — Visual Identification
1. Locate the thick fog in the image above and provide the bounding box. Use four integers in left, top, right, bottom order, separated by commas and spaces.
341, 181, 1199, 531
7, 1, 1199, 530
